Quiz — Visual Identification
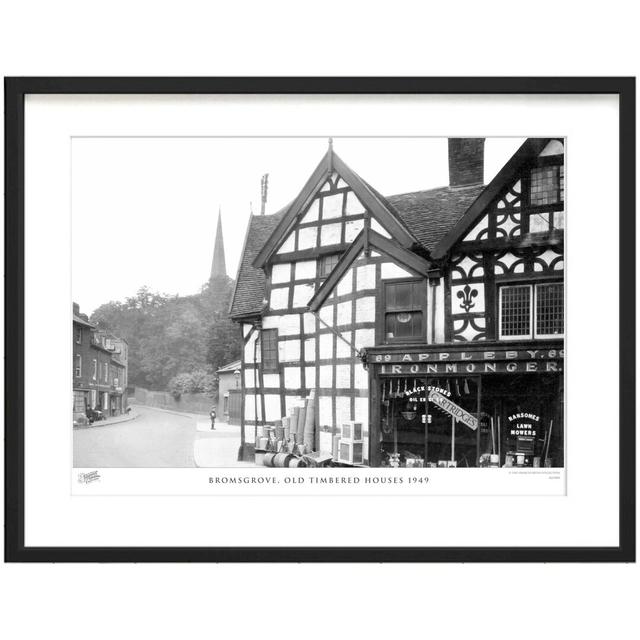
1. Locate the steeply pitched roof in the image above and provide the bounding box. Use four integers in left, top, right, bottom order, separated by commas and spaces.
389, 184, 485, 252
229, 183, 482, 320
73, 313, 95, 328
228, 209, 286, 318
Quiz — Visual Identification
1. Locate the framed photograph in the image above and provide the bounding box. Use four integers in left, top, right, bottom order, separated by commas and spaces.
4, 77, 635, 562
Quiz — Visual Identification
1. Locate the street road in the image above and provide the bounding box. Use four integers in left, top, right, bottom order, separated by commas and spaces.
74, 405, 198, 468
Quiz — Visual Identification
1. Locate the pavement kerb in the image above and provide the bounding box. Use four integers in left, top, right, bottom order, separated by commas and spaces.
73, 412, 140, 429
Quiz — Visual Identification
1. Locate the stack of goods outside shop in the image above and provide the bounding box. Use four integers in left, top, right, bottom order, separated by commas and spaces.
255, 389, 365, 468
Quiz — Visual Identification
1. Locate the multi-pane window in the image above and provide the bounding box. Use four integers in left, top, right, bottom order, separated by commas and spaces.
384, 280, 425, 342
530, 164, 564, 206
499, 282, 564, 339
92, 359, 97, 380
75, 326, 82, 344
260, 329, 279, 372
319, 253, 340, 278
103, 362, 109, 383
74, 354, 82, 378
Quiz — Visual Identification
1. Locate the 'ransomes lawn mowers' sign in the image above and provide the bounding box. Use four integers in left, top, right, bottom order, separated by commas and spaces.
427, 390, 478, 430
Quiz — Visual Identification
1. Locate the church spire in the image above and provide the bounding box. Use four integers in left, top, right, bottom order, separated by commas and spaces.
211, 208, 227, 279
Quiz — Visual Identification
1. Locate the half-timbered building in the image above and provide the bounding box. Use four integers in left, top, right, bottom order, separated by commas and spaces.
229, 138, 564, 468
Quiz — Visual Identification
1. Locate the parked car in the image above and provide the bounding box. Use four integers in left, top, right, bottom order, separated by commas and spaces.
86, 408, 105, 424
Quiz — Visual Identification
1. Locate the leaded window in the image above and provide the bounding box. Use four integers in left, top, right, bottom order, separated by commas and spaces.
530, 164, 564, 206
499, 282, 564, 340
319, 253, 340, 278
260, 329, 279, 372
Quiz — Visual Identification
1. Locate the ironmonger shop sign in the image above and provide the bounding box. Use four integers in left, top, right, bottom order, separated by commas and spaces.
371, 347, 564, 364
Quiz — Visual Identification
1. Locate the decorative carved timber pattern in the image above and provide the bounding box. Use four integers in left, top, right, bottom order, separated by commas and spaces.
451, 251, 484, 280
495, 211, 522, 240
452, 316, 487, 342
493, 249, 529, 275
456, 284, 478, 312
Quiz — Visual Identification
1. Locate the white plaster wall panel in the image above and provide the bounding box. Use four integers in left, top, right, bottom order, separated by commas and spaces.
357, 264, 376, 290
344, 191, 365, 215
295, 260, 317, 281
319, 304, 334, 327
244, 368, 256, 387
320, 222, 342, 246
554, 259, 564, 271
319, 396, 332, 427
319, 333, 334, 359
303, 313, 316, 334
370, 218, 391, 238
370, 250, 381, 258
305, 366, 316, 388
336, 331, 352, 358
297, 226, 317, 250
336, 267, 354, 296
336, 301, 352, 326
277, 231, 295, 254
244, 395, 262, 421
242, 323, 252, 337
335, 396, 352, 427
279, 338, 300, 363
262, 373, 281, 389
301, 199, 319, 223
293, 283, 315, 308
261, 315, 279, 330
344, 219, 364, 243
322, 193, 343, 219
244, 332, 260, 361
354, 328, 375, 349
269, 286, 289, 310
335, 364, 351, 389
319, 365, 333, 388
381, 262, 413, 280
354, 363, 368, 389
463, 215, 489, 242
336, 177, 347, 189
264, 394, 282, 421
279, 314, 301, 336
320, 180, 331, 193
355, 296, 376, 323
304, 337, 316, 362
451, 283, 485, 314
283, 366, 301, 389
271, 262, 292, 284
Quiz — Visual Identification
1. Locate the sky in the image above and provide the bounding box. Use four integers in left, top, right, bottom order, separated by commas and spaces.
72, 136, 524, 315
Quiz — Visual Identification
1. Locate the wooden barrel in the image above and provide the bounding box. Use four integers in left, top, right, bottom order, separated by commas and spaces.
263, 452, 278, 467
288, 457, 307, 468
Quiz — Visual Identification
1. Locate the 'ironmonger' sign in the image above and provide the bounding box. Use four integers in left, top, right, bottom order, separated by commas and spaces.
377, 361, 562, 374
428, 390, 478, 430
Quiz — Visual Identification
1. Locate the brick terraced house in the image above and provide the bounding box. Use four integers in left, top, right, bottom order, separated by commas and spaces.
229, 138, 564, 468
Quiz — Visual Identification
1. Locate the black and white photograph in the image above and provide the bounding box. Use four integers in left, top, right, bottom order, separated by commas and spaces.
72, 136, 565, 475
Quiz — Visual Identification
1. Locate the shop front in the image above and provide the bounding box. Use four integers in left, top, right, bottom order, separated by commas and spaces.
367, 342, 564, 468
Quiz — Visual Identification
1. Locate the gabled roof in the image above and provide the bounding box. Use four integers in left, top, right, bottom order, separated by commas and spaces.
308, 228, 431, 312
229, 182, 484, 320
228, 209, 285, 319
430, 138, 553, 260
73, 313, 94, 328
251, 146, 417, 269
216, 359, 241, 374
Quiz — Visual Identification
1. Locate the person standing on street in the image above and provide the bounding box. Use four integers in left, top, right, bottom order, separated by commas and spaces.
210, 407, 216, 430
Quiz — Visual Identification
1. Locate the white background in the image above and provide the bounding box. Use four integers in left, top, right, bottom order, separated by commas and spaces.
1, 2, 638, 640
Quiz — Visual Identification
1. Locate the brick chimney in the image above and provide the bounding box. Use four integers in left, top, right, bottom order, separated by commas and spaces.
448, 138, 485, 187
73, 302, 80, 316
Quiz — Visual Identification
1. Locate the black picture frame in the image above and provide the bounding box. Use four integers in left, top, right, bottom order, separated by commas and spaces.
4, 77, 635, 563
